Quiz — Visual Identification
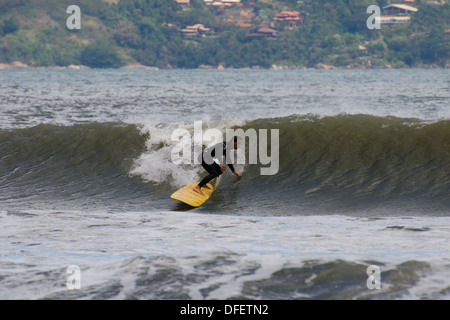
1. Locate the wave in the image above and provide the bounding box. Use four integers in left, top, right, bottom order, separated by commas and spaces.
0, 122, 148, 209
242, 114, 450, 206
0, 115, 449, 213
2, 255, 443, 300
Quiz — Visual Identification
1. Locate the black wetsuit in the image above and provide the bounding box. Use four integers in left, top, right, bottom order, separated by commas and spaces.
198, 142, 235, 188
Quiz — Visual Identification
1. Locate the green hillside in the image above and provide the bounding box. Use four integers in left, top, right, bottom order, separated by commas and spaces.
0, 0, 448, 68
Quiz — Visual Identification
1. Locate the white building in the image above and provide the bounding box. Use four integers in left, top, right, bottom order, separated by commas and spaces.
204, 0, 241, 6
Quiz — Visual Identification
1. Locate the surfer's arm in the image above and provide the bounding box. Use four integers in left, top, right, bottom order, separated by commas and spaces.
223, 163, 240, 176
232, 170, 241, 177
225, 158, 240, 176
223, 142, 241, 176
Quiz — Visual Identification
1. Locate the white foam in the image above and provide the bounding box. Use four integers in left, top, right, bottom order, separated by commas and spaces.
128, 118, 246, 187
400, 259, 450, 300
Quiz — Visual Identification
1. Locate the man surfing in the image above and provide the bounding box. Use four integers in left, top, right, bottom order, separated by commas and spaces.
193, 136, 242, 196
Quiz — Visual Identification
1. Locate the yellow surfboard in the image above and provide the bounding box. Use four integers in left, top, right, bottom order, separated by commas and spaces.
171, 178, 220, 207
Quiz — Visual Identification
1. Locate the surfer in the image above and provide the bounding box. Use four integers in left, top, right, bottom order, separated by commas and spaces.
193, 136, 242, 196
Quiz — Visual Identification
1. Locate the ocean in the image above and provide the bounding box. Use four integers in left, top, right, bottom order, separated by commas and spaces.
0, 68, 449, 301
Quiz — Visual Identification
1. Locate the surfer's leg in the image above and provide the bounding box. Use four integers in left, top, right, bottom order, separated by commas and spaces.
198, 173, 217, 188
193, 184, 205, 196
203, 182, 212, 190
198, 163, 221, 189
194, 164, 214, 195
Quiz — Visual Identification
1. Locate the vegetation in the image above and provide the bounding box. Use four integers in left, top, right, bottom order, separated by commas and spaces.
0, 0, 448, 68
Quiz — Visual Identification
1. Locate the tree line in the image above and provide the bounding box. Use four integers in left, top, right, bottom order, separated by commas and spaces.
0, 0, 448, 68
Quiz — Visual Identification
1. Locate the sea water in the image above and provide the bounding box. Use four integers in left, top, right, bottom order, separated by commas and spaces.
0, 68, 449, 299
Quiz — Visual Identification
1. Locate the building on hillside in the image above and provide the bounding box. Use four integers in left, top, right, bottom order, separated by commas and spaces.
358, 45, 368, 55
375, 15, 411, 25
225, 9, 255, 28
425, 1, 446, 5
387, 0, 415, 3
180, 24, 211, 37
390, 0, 447, 4
204, 0, 241, 6
258, 27, 278, 39
246, 26, 278, 40
382, 4, 418, 15
273, 11, 303, 28
221, 0, 241, 4
174, 0, 190, 8
377, 3, 417, 26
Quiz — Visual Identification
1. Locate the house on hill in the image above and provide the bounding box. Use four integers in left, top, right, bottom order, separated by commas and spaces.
180, 24, 211, 37
174, 0, 190, 8
246, 26, 278, 40
383, 4, 418, 15
274, 11, 303, 28
375, 15, 411, 25
376, 3, 418, 25
204, 0, 241, 6
387, 0, 416, 3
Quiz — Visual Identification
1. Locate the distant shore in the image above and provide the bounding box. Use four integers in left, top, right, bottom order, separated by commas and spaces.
0, 61, 447, 70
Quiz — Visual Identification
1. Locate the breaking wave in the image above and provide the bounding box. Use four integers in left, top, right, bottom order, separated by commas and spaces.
1, 114, 448, 214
